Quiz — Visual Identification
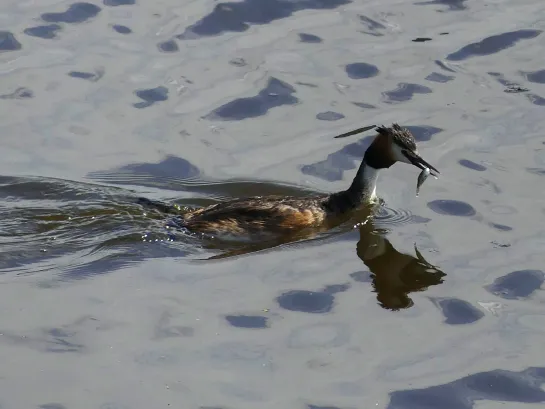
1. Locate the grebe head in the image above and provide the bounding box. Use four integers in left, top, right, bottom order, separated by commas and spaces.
364, 124, 440, 176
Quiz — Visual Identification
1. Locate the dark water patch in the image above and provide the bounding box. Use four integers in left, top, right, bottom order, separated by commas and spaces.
296, 81, 318, 88
349, 271, 372, 283
431, 297, 484, 325
23, 24, 62, 39
301, 134, 374, 181
488, 72, 529, 93
308, 405, 343, 409
68, 69, 104, 82
345, 62, 379, 79
414, 0, 468, 10
0, 31, 22, 52
505, 85, 529, 93
485, 270, 544, 300
491, 240, 510, 248
39, 404, 67, 409
428, 200, 476, 217
352, 102, 376, 109
225, 315, 268, 329
527, 93, 545, 106
527, 167, 545, 176
316, 111, 345, 121
413, 37, 432, 42
157, 39, 178, 52
133, 86, 169, 108
488, 71, 512, 86
112, 24, 131, 34
425, 72, 455, 83
229, 57, 247, 66
0, 176, 108, 202
322, 283, 350, 294
87, 155, 200, 188
489, 223, 512, 231
299, 33, 322, 43
387, 367, 545, 408
177, 0, 350, 39
0, 87, 34, 99
104, 0, 135, 5
522, 69, 545, 84
405, 125, 442, 142
435, 60, 456, 73
41, 2, 102, 24
447, 30, 542, 61
206, 77, 297, 120
359, 15, 385, 36
383, 83, 432, 104
458, 159, 486, 171
276, 290, 334, 314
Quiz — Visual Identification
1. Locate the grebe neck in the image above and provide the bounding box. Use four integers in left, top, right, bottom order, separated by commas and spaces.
325, 160, 380, 213
348, 160, 379, 202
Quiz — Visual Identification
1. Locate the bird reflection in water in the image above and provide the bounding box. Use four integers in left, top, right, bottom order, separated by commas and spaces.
193, 207, 446, 311
354, 220, 446, 310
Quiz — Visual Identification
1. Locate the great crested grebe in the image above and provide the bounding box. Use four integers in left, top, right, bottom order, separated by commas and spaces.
163, 124, 439, 240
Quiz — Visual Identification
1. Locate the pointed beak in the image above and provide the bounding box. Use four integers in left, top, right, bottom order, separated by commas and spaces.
402, 150, 440, 177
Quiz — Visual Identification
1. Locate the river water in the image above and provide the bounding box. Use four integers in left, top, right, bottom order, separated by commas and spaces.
1, 0, 545, 408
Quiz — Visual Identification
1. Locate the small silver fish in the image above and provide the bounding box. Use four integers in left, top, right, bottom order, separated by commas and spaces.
416, 167, 431, 197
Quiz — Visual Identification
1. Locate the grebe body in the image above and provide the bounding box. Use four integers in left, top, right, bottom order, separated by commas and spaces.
173, 124, 439, 239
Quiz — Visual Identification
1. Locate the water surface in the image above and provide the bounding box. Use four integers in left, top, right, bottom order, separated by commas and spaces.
1, 0, 545, 407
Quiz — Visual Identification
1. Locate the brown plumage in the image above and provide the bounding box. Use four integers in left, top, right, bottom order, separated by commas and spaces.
179, 196, 330, 238
173, 123, 440, 240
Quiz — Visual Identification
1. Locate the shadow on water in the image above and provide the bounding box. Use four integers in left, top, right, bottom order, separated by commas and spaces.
446, 30, 541, 61
40, 2, 102, 24
176, 0, 350, 39
0, 31, 22, 52
414, 0, 468, 11
87, 154, 316, 200
205, 77, 298, 121
387, 366, 545, 409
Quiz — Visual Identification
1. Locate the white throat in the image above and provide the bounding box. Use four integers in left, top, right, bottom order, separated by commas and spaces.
361, 163, 379, 202
348, 160, 380, 204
